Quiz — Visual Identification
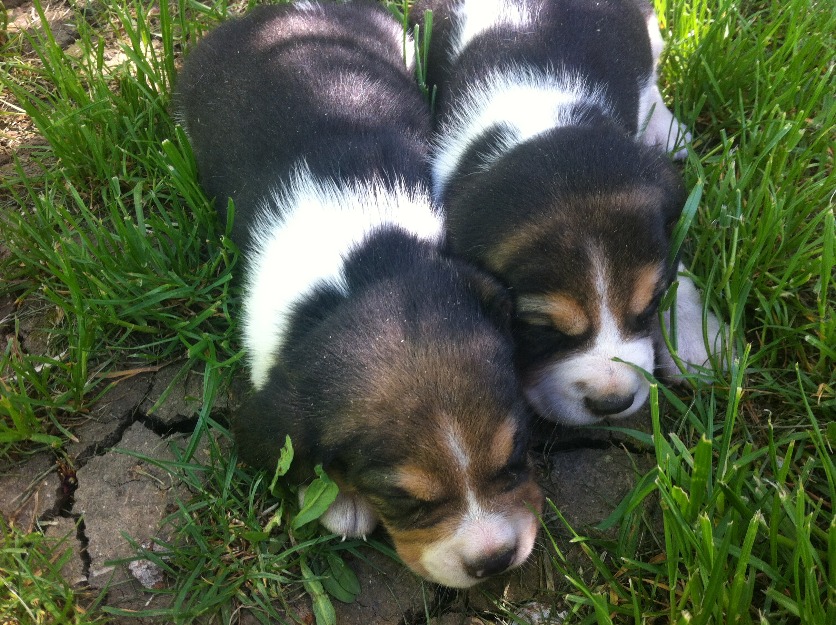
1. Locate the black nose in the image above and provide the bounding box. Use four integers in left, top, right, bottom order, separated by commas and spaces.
585, 393, 635, 416
465, 546, 516, 580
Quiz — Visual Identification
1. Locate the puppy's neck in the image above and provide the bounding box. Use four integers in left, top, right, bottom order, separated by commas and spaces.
432, 68, 612, 200
243, 164, 442, 389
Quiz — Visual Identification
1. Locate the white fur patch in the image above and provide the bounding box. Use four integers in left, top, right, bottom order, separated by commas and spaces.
645, 10, 665, 64
443, 423, 471, 470
637, 81, 691, 159
636, 9, 691, 159
243, 165, 442, 389
298, 487, 378, 539
432, 68, 609, 199
449, 0, 538, 61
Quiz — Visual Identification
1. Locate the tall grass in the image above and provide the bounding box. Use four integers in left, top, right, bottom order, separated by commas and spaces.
664, 0, 835, 417
0, 515, 107, 624
1, 0, 240, 449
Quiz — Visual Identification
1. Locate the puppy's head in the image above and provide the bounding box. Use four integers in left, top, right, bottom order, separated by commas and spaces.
509, 227, 667, 424
236, 256, 543, 588
447, 135, 685, 425
329, 265, 543, 587
509, 196, 682, 424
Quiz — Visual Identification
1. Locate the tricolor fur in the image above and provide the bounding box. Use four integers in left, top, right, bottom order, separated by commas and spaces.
412, 0, 725, 425
175, 1, 542, 588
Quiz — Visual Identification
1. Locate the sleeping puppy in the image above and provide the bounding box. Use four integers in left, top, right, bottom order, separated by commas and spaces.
175, 1, 543, 588
411, 0, 726, 425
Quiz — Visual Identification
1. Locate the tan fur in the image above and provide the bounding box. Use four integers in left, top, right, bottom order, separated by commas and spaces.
489, 419, 518, 468
517, 293, 590, 336
488, 214, 556, 273
388, 520, 462, 578
388, 477, 544, 577
631, 264, 664, 316
397, 465, 446, 502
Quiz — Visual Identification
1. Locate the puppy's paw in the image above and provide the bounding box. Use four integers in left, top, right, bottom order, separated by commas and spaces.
639, 85, 691, 160
298, 487, 378, 539
654, 267, 730, 381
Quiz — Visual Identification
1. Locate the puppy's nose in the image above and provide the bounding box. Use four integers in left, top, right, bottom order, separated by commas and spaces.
465, 545, 516, 580
585, 393, 635, 416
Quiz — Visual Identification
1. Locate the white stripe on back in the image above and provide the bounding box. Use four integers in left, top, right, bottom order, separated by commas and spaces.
449, 0, 538, 61
432, 68, 610, 199
243, 164, 442, 389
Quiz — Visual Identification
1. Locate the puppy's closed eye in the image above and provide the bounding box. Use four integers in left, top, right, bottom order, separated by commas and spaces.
629, 286, 667, 332
630, 264, 666, 320
375, 488, 453, 529
516, 293, 589, 337
634, 297, 661, 325
517, 310, 556, 327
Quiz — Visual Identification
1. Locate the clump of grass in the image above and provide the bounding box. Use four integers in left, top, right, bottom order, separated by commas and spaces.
1, 331, 73, 448
662, 0, 835, 417
2, 0, 225, 186
1, 516, 107, 625
1, 0, 241, 451
541, 379, 834, 623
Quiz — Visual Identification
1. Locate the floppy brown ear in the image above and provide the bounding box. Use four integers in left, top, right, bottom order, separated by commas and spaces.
232, 369, 316, 481
459, 263, 514, 333
656, 161, 688, 235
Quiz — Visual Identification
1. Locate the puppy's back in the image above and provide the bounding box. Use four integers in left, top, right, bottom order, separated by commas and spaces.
176, 2, 430, 245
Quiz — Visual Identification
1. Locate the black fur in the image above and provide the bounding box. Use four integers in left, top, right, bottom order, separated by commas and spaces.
413, 0, 654, 134
177, 1, 431, 247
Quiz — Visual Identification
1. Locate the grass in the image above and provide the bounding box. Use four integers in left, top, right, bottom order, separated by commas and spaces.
106, 405, 369, 624
0, 0, 833, 623
1, 0, 241, 449
1, 515, 107, 624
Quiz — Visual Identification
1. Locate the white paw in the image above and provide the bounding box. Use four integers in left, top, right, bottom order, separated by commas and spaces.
638, 84, 691, 160
298, 487, 378, 539
654, 265, 729, 381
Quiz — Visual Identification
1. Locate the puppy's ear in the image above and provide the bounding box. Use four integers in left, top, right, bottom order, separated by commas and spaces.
656, 162, 688, 235
644, 151, 687, 236
459, 264, 514, 332
233, 368, 315, 480
651, 161, 688, 279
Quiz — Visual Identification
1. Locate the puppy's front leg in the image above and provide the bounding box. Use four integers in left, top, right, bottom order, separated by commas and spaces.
654, 263, 729, 380
298, 486, 378, 539
638, 84, 692, 160
637, 8, 691, 159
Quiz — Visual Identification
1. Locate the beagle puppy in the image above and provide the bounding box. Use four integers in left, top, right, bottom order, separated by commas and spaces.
176, 1, 543, 587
